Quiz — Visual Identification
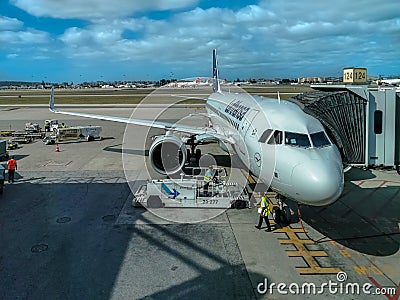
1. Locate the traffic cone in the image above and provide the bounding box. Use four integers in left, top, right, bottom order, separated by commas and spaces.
55, 143, 60, 152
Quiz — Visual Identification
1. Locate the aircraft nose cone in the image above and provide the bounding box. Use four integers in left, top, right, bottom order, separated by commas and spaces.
292, 160, 343, 206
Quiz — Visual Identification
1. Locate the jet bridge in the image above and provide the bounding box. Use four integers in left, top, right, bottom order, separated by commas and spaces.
292, 85, 400, 170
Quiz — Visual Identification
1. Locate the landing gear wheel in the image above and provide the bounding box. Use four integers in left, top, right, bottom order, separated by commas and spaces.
186, 149, 191, 163
283, 206, 291, 223
233, 200, 247, 209
272, 206, 281, 223
273, 206, 289, 225
195, 149, 202, 162
147, 195, 163, 208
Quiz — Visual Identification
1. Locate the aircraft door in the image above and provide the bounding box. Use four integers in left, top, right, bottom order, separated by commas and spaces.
238, 109, 259, 155
246, 112, 262, 176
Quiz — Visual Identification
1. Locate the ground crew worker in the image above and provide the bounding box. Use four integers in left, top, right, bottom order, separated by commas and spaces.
61, 123, 66, 128
8, 140, 15, 150
203, 165, 214, 195
7, 156, 17, 183
255, 194, 272, 231
44, 120, 50, 132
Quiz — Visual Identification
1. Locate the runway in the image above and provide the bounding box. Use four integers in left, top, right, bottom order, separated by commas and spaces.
0, 105, 399, 299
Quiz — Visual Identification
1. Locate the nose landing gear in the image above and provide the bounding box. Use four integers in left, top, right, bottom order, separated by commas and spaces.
272, 196, 292, 225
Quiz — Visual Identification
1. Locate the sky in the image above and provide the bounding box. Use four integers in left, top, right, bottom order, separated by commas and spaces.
0, 0, 399, 83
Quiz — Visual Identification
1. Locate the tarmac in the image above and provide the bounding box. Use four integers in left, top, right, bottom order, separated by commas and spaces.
0, 104, 399, 299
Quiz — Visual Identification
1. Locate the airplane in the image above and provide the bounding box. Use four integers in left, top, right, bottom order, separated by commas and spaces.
167, 77, 211, 88
376, 78, 400, 86
49, 49, 344, 207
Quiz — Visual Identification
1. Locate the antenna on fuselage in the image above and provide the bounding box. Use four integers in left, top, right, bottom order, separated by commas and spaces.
277, 91, 281, 104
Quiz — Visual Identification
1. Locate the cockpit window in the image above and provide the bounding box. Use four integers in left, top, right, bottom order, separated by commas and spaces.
310, 131, 330, 147
258, 129, 273, 143
267, 130, 283, 145
285, 132, 311, 147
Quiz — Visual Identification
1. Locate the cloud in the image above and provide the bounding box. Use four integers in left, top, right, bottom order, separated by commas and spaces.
6, 53, 19, 59
11, 0, 200, 20
6, 0, 400, 80
0, 29, 49, 46
0, 14, 52, 63
51, 0, 400, 79
0, 15, 23, 30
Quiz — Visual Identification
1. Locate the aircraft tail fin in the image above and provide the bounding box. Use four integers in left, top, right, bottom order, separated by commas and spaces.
49, 86, 58, 113
212, 49, 221, 93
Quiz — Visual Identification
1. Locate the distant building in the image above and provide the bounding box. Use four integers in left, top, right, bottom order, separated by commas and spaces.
297, 77, 327, 84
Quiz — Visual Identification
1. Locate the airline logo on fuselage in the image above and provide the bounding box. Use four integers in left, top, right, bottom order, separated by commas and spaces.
225, 100, 250, 121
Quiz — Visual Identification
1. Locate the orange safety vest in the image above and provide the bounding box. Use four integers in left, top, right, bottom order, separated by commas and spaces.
7, 159, 17, 171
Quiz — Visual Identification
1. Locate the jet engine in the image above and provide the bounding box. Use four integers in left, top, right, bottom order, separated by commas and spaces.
149, 135, 187, 175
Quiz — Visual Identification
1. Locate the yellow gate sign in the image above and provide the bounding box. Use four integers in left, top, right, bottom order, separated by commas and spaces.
343, 67, 367, 84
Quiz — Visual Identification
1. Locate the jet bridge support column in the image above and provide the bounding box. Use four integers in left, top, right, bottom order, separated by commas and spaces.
368, 88, 397, 167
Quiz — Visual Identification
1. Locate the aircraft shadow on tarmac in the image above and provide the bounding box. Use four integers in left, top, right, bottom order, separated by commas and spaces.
103, 144, 149, 156
286, 168, 400, 256
0, 178, 264, 299
53, 137, 114, 145
124, 219, 264, 300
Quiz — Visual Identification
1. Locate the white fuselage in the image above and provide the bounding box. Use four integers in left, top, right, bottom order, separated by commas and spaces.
378, 78, 400, 86
206, 91, 344, 206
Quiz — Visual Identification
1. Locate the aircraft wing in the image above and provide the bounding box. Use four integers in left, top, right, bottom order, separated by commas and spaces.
49, 88, 235, 144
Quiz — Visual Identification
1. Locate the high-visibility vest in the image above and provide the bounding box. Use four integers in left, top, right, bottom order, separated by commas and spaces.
204, 170, 213, 182
261, 196, 271, 216
7, 159, 17, 171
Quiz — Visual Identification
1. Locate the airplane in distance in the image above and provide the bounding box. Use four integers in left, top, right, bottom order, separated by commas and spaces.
376, 78, 400, 86
167, 77, 211, 88
50, 49, 344, 207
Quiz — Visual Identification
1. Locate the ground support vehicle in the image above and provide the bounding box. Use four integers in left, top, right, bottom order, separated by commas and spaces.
43, 126, 102, 144
132, 167, 249, 208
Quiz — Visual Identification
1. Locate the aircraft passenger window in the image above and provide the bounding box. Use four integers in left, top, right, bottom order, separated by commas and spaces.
310, 131, 330, 147
267, 130, 282, 145
258, 129, 273, 143
284, 132, 311, 147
